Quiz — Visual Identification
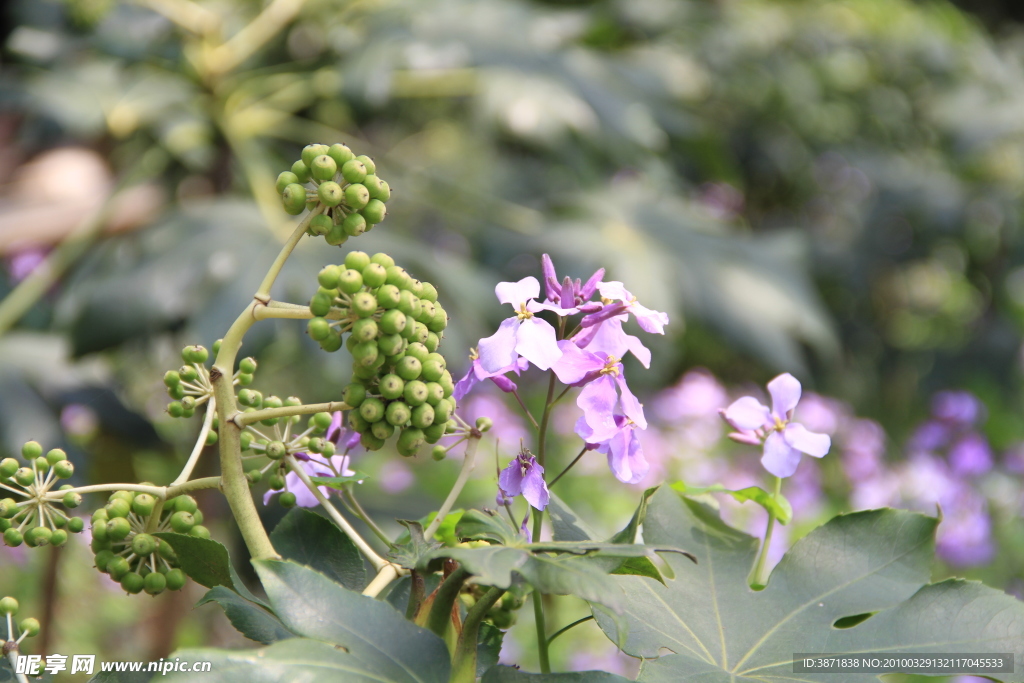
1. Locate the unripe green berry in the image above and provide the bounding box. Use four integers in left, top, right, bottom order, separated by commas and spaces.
172, 495, 199, 514
239, 357, 258, 375
397, 290, 420, 317
190, 525, 211, 539
163, 370, 181, 388
362, 174, 383, 198
311, 154, 338, 181
362, 263, 387, 289
385, 401, 411, 427
403, 380, 428, 406
318, 181, 343, 207
425, 382, 444, 406
4, 528, 23, 547
328, 143, 355, 167
166, 568, 187, 591
338, 268, 363, 294
419, 282, 438, 302
359, 397, 385, 423
312, 411, 334, 432
305, 319, 329, 342
144, 571, 167, 595
0, 458, 19, 479
168, 383, 186, 400
309, 213, 333, 236
278, 492, 297, 509
268, 472, 286, 490
370, 420, 394, 440
280, 183, 308, 215
132, 533, 158, 556
302, 144, 330, 167
344, 183, 370, 210
433, 398, 454, 425
310, 290, 334, 317
14, 468, 34, 487
178, 364, 199, 382
107, 517, 131, 541
387, 266, 411, 291
432, 445, 447, 461
33, 456, 48, 472
290, 159, 311, 183
397, 356, 423, 381
379, 374, 405, 400
0, 597, 19, 615
106, 555, 131, 580
19, 617, 41, 637
318, 264, 342, 290
352, 341, 379, 368
343, 383, 367, 408
351, 318, 378, 342
421, 359, 444, 383
397, 427, 425, 457
424, 422, 447, 443
341, 159, 367, 184
348, 411, 370, 433
45, 530, 66, 547
185, 345, 209, 364
106, 498, 130, 519
375, 285, 400, 311
65, 492, 83, 509
355, 155, 376, 174
411, 404, 435, 429
94, 550, 115, 572
351, 292, 378, 317
438, 370, 455, 397
266, 441, 286, 459
325, 222, 349, 246
378, 333, 404, 357
22, 441, 43, 459
276, 171, 300, 194
411, 321, 430, 344
26, 527, 52, 547
0, 498, 14, 517
170, 511, 195, 534
344, 250, 371, 271
360, 432, 386, 450
362, 199, 387, 225
132, 493, 156, 517
67, 517, 84, 533
53, 460, 74, 479
237, 389, 260, 407
121, 572, 145, 594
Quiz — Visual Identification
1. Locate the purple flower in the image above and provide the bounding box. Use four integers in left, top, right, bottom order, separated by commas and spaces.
453, 351, 529, 401
573, 315, 652, 368
498, 449, 549, 510
576, 414, 649, 484
553, 341, 646, 444
477, 277, 562, 373
948, 433, 993, 477
584, 281, 669, 335
931, 390, 983, 426
721, 373, 831, 478
538, 254, 605, 316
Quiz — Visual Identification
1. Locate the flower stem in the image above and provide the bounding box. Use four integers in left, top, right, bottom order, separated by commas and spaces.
450, 586, 505, 683
362, 563, 403, 598
530, 370, 558, 674
749, 476, 782, 590
511, 389, 540, 430
341, 483, 394, 547
426, 566, 471, 638
547, 615, 594, 645
423, 435, 480, 540
171, 397, 216, 485
549, 446, 588, 488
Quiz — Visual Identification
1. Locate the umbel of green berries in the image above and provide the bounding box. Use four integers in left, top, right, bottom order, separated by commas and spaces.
164, 341, 255, 440
0, 441, 86, 548
276, 143, 391, 245
89, 491, 206, 596
1, 596, 41, 642
306, 251, 456, 457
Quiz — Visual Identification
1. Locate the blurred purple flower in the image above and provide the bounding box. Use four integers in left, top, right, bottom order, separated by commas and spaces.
948, 433, 993, 477
652, 369, 728, 422
377, 460, 414, 494
499, 449, 549, 510
841, 418, 886, 482
936, 496, 994, 568
477, 277, 562, 373
5, 247, 47, 283
61, 403, 99, 439
908, 420, 951, 453
721, 373, 831, 478
931, 390, 983, 426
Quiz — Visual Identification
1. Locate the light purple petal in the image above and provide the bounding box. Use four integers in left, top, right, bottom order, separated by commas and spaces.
581, 317, 651, 368
633, 303, 669, 335
559, 277, 575, 307
495, 277, 540, 307
597, 281, 632, 302
498, 460, 524, 497
604, 428, 649, 484
326, 411, 344, 443
489, 374, 518, 393
580, 303, 628, 328
580, 268, 605, 300
478, 318, 520, 373
552, 340, 604, 385
541, 254, 559, 301
453, 366, 480, 401
615, 374, 647, 430
578, 376, 620, 443
530, 300, 578, 316
723, 396, 771, 431
761, 431, 802, 478
514, 317, 562, 371
521, 468, 550, 510
782, 423, 830, 457
768, 373, 801, 419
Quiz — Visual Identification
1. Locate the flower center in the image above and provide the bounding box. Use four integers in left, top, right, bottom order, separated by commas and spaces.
599, 356, 622, 376
772, 415, 787, 432
469, 347, 479, 361
516, 303, 533, 320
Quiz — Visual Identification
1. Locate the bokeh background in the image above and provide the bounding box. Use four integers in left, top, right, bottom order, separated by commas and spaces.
1, 0, 1023, 678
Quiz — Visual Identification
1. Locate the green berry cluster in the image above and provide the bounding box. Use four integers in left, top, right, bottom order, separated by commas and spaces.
276, 143, 391, 244
0, 596, 40, 641
90, 492, 204, 596
0, 441, 85, 548
164, 342, 255, 438
459, 586, 525, 630
305, 251, 456, 456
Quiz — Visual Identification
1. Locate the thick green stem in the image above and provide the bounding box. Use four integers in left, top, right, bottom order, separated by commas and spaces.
362, 563, 403, 598
254, 205, 323, 300
236, 400, 350, 426
426, 566, 471, 638
423, 435, 480, 540
529, 371, 558, 673
749, 476, 782, 590
450, 586, 505, 683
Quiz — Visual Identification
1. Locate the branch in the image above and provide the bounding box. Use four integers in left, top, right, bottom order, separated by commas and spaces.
235, 401, 351, 426
171, 397, 216, 486
423, 435, 480, 540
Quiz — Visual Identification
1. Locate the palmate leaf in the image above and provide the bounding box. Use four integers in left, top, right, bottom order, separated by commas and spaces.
593, 488, 1024, 683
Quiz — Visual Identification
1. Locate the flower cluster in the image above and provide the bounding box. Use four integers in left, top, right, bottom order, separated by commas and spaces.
459, 255, 669, 509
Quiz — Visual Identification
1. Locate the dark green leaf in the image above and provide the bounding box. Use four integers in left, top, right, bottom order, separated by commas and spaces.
253, 559, 450, 683
270, 508, 366, 591
163, 638, 439, 683
153, 533, 233, 589
195, 586, 293, 645
591, 488, 1024, 683
671, 481, 793, 525
390, 520, 444, 571
456, 509, 522, 546
482, 666, 632, 683
477, 623, 504, 678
